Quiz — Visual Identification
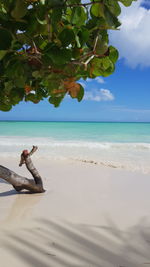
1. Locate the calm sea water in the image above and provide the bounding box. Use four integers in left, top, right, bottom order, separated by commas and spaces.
0, 121, 150, 173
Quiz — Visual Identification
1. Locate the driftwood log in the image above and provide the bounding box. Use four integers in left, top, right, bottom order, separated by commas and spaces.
0, 146, 45, 193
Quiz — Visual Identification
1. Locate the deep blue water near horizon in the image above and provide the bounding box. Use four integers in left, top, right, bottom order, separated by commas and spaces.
0, 121, 150, 172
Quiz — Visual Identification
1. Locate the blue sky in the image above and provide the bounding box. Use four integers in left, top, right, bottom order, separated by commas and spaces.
0, 0, 150, 122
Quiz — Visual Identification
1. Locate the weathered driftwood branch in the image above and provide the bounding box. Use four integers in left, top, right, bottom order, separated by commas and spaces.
0, 146, 45, 193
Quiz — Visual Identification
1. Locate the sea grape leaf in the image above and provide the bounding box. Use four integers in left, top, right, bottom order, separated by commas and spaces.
59, 28, 75, 46
78, 27, 90, 47
11, 0, 27, 19
119, 0, 135, 6
0, 50, 7, 60
4, 81, 14, 94
71, 7, 87, 26
77, 84, 84, 102
0, 103, 12, 111
90, 3, 105, 18
104, 6, 121, 28
109, 46, 119, 63
49, 95, 65, 107
90, 57, 115, 77
105, 0, 121, 16
0, 28, 12, 50
46, 46, 72, 65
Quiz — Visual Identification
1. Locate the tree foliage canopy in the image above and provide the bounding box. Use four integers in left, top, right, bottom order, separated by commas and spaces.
0, 0, 136, 111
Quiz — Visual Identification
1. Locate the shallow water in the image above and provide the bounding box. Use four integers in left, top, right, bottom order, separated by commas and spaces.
0, 121, 150, 173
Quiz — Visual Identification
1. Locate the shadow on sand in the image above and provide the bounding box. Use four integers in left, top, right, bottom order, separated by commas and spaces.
0, 189, 36, 197
1, 217, 150, 267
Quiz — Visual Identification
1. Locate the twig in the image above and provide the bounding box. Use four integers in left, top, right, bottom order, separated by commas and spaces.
83, 55, 95, 70
29, 145, 38, 156
19, 145, 38, 167
93, 35, 99, 52
46, 12, 51, 42
32, 41, 40, 54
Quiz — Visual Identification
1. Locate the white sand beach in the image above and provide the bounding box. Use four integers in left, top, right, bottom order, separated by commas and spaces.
0, 157, 150, 267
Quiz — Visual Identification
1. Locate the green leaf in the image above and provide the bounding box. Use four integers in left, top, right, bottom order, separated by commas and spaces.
90, 3, 105, 18
49, 95, 64, 107
95, 38, 108, 55
118, 0, 135, 7
0, 28, 12, 50
40, 0, 46, 4
0, 50, 7, 60
77, 84, 84, 102
71, 7, 87, 26
32, 71, 42, 79
14, 76, 26, 88
11, 0, 27, 19
51, 8, 62, 25
4, 81, 14, 94
78, 27, 90, 47
0, 103, 12, 112
104, 6, 121, 28
59, 28, 75, 47
47, 0, 64, 8
105, 0, 121, 16
46, 46, 72, 65
9, 88, 24, 105
25, 93, 41, 104
90, 57, 115, 77
109, 46, 119, 63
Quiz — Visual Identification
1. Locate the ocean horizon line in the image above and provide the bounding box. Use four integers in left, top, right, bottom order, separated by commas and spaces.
0, 120, 150, 123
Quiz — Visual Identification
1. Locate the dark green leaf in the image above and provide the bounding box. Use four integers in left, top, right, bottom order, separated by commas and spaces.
25, 93, 41, 104
78, 27, 90, 47
104, 6, 121, 28
59, 28, 75, 46
0, 50, 7, 60
46, 46, 72, 65
77, 84, 84, 102
49, 95, 65, 107
0, 28, 12, 50
0, 103, 12, 111
4, 81, 14, 94
11, 0, 27, 19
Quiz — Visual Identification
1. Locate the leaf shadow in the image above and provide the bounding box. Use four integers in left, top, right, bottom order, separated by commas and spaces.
1, 217, 150, 267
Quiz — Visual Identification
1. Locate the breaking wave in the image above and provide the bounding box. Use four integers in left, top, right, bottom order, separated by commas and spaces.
0, 136, 150, 173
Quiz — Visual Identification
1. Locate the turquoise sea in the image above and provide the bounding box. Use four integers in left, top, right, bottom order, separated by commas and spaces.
0, 121, 150, 173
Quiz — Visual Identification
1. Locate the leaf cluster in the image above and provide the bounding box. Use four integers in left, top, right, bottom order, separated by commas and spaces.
0, 0, 136, 110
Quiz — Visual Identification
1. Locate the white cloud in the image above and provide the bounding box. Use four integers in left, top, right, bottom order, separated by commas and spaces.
86, 77, 105, 84
84, 88, 115, 102
95, 77, 105, 84
110, 0, 150, 68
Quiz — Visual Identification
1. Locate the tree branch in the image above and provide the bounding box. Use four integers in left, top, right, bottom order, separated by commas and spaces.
0, 146, 45, 194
